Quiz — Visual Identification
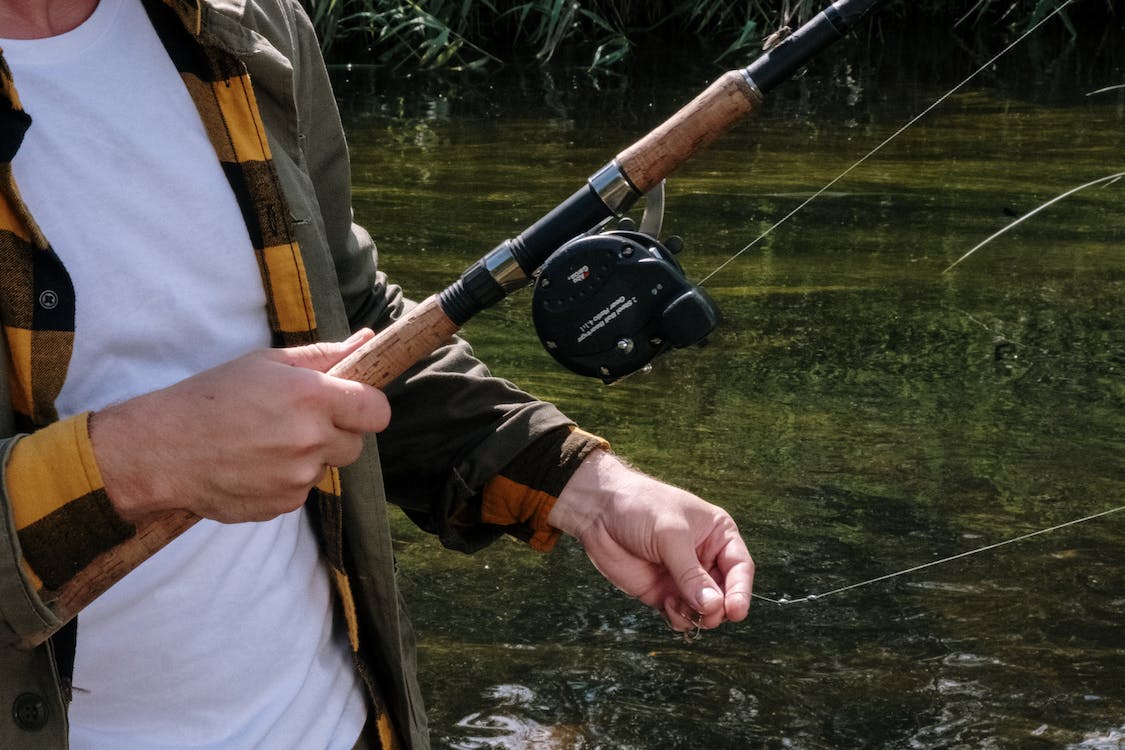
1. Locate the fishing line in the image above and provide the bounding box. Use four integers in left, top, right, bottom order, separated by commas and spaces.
942, 171, 1125, 272
696, 0, 1077, 287
690, 1, 1105, 605
752, 504, 1125, 606
1087, 83, 1125, 97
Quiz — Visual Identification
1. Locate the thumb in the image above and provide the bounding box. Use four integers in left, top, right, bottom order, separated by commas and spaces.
270, 329, 375, 373
662, 537, 724, 616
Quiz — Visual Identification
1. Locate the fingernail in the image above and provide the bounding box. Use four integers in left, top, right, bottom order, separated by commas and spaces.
699, 587, 721, 608
343, 329, 367, 345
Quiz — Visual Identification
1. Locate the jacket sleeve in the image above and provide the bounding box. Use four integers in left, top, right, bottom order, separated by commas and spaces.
0, 436, 64, 647
1, 418, 133, 596
282, 0, 608, 553
0, 420, 137, 648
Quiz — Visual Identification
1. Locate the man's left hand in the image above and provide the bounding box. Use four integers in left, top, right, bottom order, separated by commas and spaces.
549, 449, 754, 635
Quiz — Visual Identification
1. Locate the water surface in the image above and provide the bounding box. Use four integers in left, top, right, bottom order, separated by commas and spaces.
337, 39, 1123, 750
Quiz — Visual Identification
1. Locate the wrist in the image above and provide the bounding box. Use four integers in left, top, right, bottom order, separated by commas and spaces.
89, 400, 168, 523
549, 448, 631, 539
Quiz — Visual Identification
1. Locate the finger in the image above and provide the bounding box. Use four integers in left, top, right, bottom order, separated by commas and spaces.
272, 329, 375, 373
324, 379, 391, 434
695, 517, 754, 622
662, 594, 701, 633
715, 536, 755, 622
700, 565, 734, 628
321, 430, 366, 469
659, 534, 724, 618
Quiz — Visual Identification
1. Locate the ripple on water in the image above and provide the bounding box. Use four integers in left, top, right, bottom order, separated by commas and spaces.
1068, 725, 1125, 749
450, 683, 602, 750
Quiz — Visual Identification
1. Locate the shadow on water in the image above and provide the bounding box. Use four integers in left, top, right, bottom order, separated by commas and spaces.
336, 20, 1124, 750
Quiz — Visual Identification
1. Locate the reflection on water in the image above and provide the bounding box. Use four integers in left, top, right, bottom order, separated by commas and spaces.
338, 33, 1124, 750
450, 684, 589, 750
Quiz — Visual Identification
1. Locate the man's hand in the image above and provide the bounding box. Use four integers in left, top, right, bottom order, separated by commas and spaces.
90, 330, 391, 524
549, 449, 753, 634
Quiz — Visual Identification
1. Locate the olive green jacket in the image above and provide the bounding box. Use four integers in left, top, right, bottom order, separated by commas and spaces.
0, 0, 584, 746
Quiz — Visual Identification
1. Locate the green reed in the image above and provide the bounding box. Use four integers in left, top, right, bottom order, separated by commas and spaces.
303, 1, 1106, 74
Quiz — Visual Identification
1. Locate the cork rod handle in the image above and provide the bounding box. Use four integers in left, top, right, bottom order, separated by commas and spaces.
616, 70, 763, 194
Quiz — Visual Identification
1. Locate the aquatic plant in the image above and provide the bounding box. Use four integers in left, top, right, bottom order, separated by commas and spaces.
302, 1, 1119, 73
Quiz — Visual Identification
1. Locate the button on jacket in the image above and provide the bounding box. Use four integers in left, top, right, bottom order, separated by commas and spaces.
0, 0, 606, 746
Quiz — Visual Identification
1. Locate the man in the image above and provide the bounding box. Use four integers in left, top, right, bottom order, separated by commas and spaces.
0, 0, 754, 746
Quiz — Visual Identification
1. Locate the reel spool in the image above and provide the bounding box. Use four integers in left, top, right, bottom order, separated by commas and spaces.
531, 228, 719, 383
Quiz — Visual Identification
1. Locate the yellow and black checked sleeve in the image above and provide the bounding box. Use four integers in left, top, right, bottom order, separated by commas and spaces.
480, 425, 609, 551
5, 413, 135, 592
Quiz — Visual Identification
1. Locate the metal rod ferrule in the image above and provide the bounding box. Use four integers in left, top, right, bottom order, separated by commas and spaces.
739, 69, 764, 102
589, 161, 642, 216
482, 243, 530, 292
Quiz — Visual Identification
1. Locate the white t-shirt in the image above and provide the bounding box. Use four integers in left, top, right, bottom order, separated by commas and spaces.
2, 0, 367, 746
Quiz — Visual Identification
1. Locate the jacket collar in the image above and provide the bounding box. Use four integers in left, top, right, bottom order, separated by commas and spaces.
161, 0, 261, 56
161, 0, 204, 36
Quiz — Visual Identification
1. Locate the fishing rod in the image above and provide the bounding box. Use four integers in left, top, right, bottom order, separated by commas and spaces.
28, 0, 881, 647
331, 0, 880, 386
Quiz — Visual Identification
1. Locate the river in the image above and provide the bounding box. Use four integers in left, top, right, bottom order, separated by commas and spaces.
334, 26, 1124, 749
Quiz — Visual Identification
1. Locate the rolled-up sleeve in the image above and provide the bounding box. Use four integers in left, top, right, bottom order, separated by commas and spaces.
0, 415, 139, 647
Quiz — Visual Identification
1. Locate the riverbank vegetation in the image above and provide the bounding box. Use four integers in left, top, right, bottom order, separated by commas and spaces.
302, 0, 1121, 74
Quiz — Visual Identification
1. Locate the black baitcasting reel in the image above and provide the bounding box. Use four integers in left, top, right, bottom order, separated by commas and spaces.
531, 227, 719, 383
